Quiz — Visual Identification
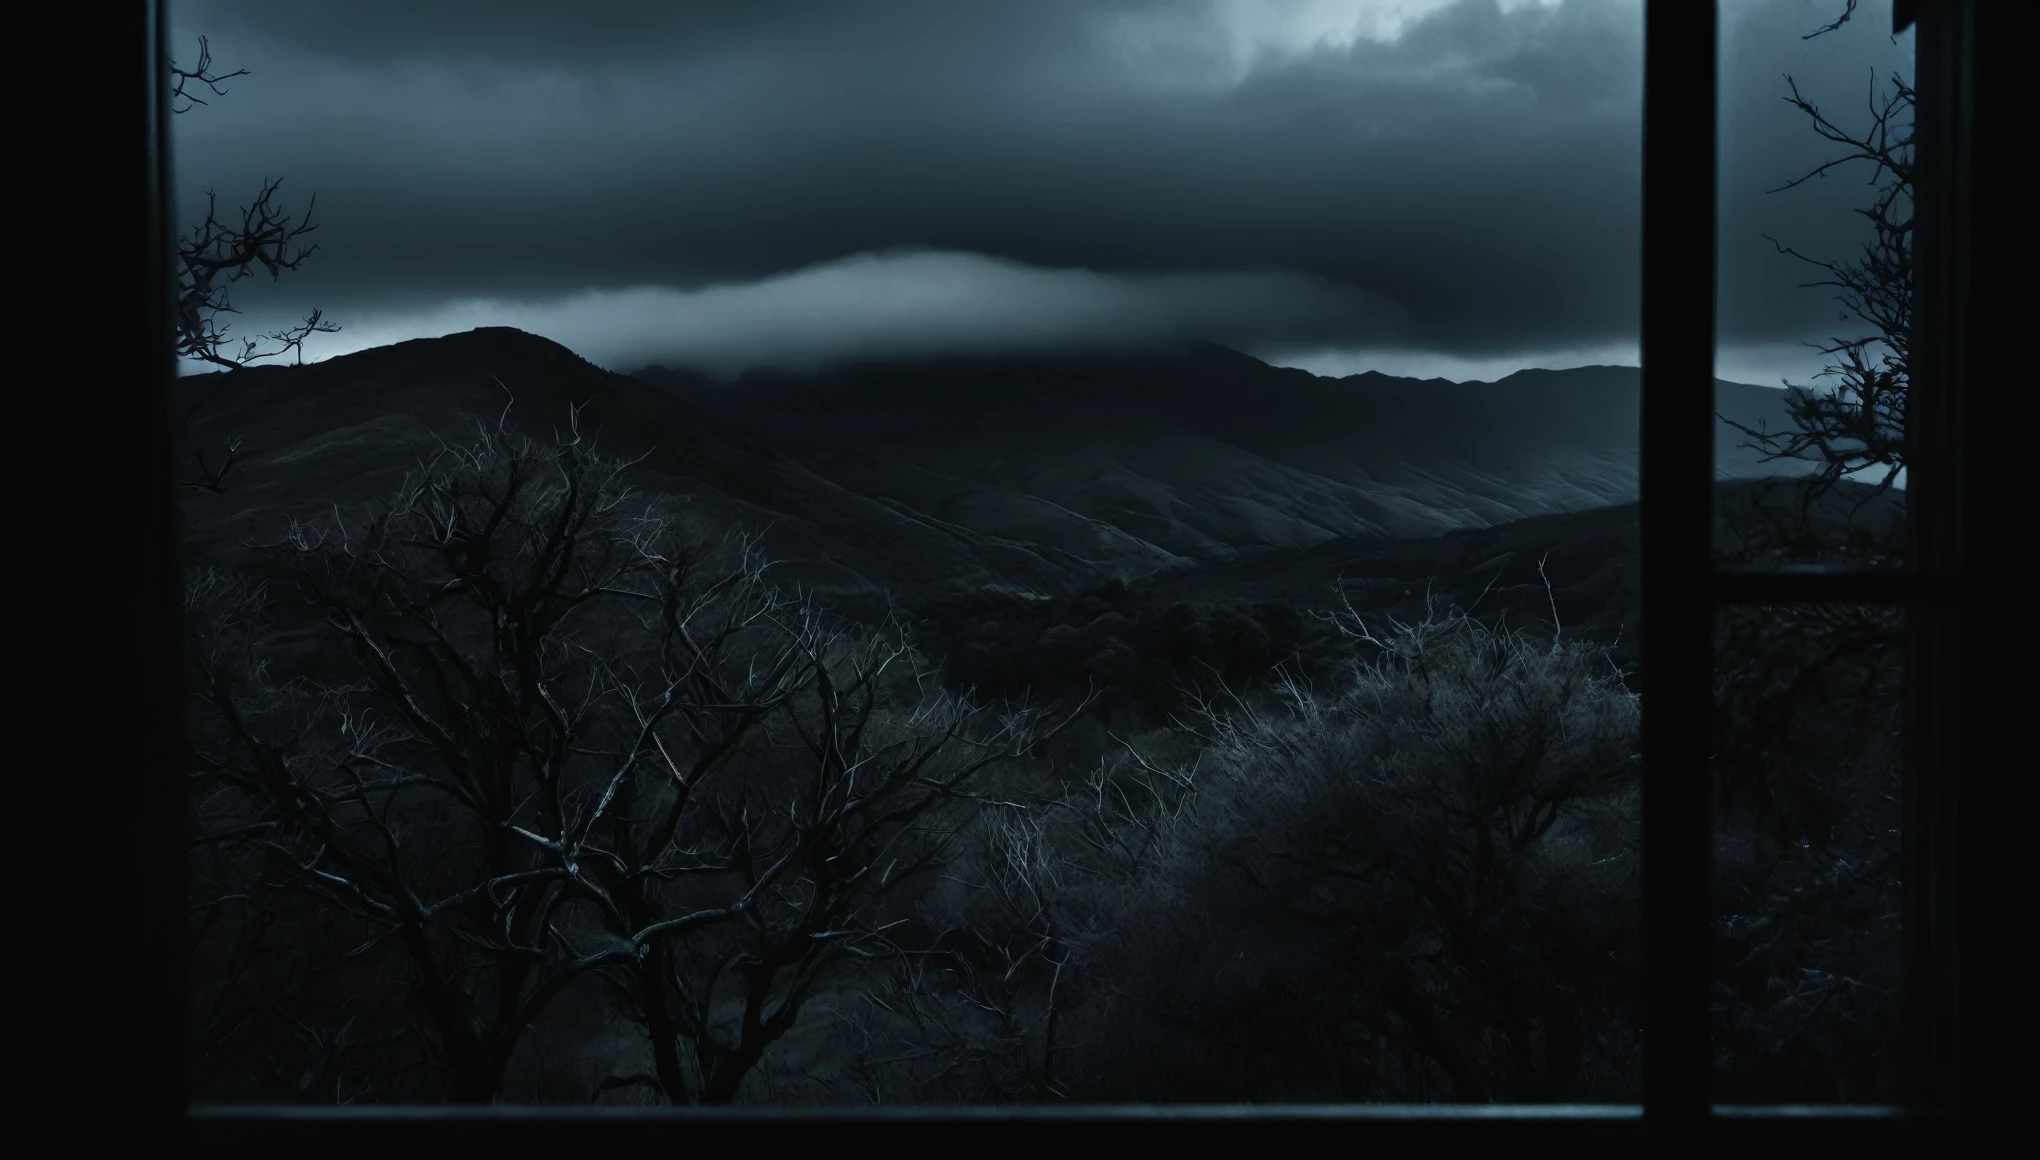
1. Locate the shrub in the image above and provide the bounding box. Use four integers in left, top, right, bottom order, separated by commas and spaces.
861, 606, 1644, 1103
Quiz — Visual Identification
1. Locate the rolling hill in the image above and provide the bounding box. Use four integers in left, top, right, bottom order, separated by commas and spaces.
179, 326, 1822, 615
176, 328, 1094, 609
632, 341, 1815, 580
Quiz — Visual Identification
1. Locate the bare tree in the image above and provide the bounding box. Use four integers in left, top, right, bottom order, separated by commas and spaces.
187, 408, 1071, 1104
1723, 2, 1912, 506
1704, 9, 1910, 1101
615, 646, 1075, 1104
171, 36, 340, 373
170, 36, 341, 497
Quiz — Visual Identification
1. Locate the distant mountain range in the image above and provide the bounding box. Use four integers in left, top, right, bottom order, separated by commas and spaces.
632, 339, 1814, 572
178, 326, 1815, 607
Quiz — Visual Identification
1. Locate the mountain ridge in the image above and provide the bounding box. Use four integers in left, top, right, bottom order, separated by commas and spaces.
628, 340, 1811, 573
178, 327, 1816, 606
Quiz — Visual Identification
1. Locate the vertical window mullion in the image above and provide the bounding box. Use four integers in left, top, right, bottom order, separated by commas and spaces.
1639, 0, 1717, 1129
1901, 0, 1967, 1116
146, 0, 189, 1125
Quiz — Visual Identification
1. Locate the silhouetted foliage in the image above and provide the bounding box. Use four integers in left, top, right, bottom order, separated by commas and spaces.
1712, 603, 1903, 1102
1719, 6, 1912, 563
186, 410, 1073, 1104
1701, 7, 1911, 1103
170, 34, 342, 500
831, 607, 1643, 1103
171, 36, 340, 373
912, 585, 1347, 730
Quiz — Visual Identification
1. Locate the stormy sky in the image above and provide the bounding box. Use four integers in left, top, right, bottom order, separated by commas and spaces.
168, 0, 1912, 384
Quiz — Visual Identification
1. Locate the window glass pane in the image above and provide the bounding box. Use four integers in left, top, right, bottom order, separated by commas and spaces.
175, 0, 1651, 1106
1715, 0, 1914, 572
1712, 602, 1904, 1103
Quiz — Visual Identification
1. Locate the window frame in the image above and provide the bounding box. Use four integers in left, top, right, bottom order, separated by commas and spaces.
41, 0, 2006, 1149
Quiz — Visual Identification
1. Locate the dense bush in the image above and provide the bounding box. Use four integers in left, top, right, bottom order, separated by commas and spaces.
834, 608, 1644, 1103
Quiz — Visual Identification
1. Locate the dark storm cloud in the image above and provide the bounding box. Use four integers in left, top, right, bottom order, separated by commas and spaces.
177, 0, 1110, 69
168, 0, 1911, 378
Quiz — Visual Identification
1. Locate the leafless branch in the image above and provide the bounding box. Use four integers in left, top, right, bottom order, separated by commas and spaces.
169, 35, 249, 114
1720, 53, 1913, 515
170, 33, 341, 501
1802, 0, 1859, 40
183, 435, 243, 494
188, 411, 1068, 1103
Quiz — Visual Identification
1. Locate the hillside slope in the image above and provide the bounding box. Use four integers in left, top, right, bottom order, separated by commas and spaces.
179, 327, 1825, 614
635, 344, 1813, 578
176, 328, 1095, 605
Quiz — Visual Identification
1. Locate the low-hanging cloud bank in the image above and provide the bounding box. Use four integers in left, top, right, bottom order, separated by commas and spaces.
245, 249, 1408, 377
188, 244, 1835, 387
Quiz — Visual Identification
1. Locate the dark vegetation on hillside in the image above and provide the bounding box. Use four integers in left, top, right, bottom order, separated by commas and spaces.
1712, 602, 1903, 1102
181, 427, 1650, 1104
180, 391, 1903, 1105
906, 490, 1674, 733
912, 583, 1339, 728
